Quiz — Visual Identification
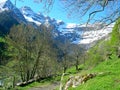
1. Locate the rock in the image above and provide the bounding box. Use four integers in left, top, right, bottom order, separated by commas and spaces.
64, 73, 96, 90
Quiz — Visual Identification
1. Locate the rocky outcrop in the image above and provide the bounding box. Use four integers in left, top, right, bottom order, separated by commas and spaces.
64, 73, 96, 90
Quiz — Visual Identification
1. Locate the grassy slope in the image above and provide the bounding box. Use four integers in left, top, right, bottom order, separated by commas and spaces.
68, 19, 120, 90
68, 55, 120, 90
66, 19, 120, 90
0, 55, 120, 90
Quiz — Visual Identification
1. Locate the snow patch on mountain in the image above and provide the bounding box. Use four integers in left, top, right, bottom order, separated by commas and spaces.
0, 0, 26, 22
0, 0, 114, 46
60, 23, 114, 45
0, 0, 12, 11
20, 6, 64, 27
20, 6, 44, 25
66, 23, 79, 28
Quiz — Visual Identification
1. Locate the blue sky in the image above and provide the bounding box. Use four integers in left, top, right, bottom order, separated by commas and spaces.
10, 0, 86, 24
10, 0, 118, 24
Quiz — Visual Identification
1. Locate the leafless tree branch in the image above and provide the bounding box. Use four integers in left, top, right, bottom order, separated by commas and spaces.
20, 0, 120, 24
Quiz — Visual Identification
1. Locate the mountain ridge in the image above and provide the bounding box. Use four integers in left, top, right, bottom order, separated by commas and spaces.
0, 0, 114, 46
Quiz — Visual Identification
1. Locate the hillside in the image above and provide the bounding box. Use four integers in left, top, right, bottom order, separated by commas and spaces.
61, 54, 119, 90
8, 18, 119, 90
21, 18, 119, 90
62, 18, 120, 90
10, 54, 120, 90
0, 0, 119, 90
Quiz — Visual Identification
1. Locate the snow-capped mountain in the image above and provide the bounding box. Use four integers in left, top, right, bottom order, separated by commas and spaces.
0, 0, 26, 23
60, 23, 114, 45
20, 6, 64, 27
0, 0, 15, 11
0, 0, 64, 36
0, 0, 114, 47
20, 6, 64, 37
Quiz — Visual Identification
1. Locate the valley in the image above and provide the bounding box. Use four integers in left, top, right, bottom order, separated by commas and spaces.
0, 0, 120, 90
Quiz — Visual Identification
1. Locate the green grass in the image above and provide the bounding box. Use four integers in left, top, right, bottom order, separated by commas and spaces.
1, 36, 120, 90
16, 65, 83, 90
15, 75, 61, 90
16, 81, 50, 90
1, 55, 120, 90
68, 55, 120, 90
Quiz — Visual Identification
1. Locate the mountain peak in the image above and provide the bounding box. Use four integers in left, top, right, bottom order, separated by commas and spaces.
0, 0, 14, 12
0, 0, 8, 3
20, 6, 64, 27
0, 0, 26, 23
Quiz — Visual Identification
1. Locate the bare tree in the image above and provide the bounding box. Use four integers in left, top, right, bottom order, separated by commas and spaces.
56, 38, 72, 73
32, 0, 120, 24
70, 44, 85, 71
8, 24, 58, 84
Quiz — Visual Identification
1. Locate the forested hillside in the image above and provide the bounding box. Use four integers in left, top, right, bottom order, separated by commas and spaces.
0, 0, 119, 89
0, 22, 85, 89
0, 17, 119, 90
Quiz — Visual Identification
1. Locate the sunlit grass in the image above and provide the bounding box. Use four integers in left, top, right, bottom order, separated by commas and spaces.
68, 55, 120, 90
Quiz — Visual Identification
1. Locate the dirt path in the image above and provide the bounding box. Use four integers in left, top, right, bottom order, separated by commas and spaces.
29, 82, 60, 90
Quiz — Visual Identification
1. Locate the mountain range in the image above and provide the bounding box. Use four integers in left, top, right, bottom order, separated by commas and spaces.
0, 0, 114, 48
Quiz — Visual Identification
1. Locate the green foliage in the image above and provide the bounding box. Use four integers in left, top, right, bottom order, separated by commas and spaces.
0, 16, 119, 90
0, 37, 5, 42
15, 19, 120, 90
0, 24, 61, 89
0, 37, 13, 65
109, 19, 120, 54
4, 24, 60, 83
85, 18, 120, 68
85, 40, 107, 67
111, 19, 120, 45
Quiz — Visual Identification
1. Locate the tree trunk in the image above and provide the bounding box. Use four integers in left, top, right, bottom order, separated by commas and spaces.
63, 66, 67, 73
76, 64, 79, 71
75, 56, 79, 71
30, 49, 42, 79
12, 76, 16, 88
